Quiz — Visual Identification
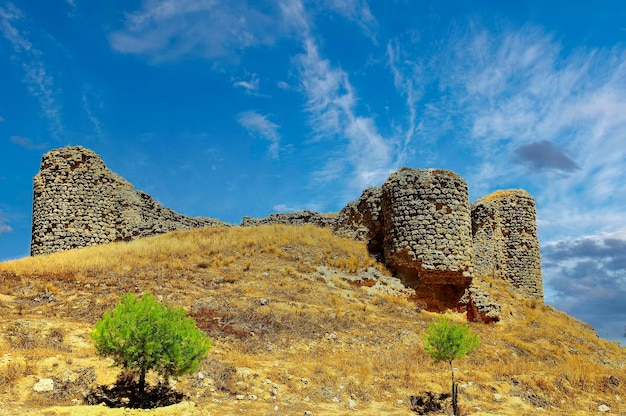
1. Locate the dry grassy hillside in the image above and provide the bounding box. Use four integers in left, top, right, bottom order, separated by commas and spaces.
0, 225, 624, 415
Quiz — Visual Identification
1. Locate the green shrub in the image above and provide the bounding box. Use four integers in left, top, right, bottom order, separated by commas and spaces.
91, 293, 212, 395
423, 316, 479, 415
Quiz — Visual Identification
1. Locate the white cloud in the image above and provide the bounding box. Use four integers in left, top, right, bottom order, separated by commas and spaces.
386, 39, 424, 164
277, 80, 293, 90
108, 0, 281, 61
66, 0, 77, 15
0, 212, 12, 234
400, 24, 626, 241
10, 136, 45, 150
108, 0, 379, 62
0, 2, 63, 139
81, 89, 104, 139
295, 34, 395, 192
273, 204, 296, 213
0, 115, 5, 122
319, 0, 377, 40
233, 74, 260, 93
236, 111, 281, 159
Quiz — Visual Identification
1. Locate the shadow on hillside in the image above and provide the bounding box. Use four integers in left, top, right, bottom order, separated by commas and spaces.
408, 391, 451, 414
83, 372, 184, 409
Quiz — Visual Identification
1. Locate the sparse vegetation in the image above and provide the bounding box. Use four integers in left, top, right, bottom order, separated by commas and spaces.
91, 292, 212, 401
424, 315, 480, 415
0, 225, 624, 415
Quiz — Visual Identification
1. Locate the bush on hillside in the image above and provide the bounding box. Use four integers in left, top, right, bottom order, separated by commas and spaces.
91, 293, 212, 398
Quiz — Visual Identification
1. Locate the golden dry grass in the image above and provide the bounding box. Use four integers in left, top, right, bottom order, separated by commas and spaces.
476, 189, 530, 202
0, 224, 624, 416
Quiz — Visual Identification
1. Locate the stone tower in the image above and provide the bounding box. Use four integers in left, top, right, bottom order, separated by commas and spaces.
30, 146, 226, 256
380, 168, 474, 287
471, 190, 543, 300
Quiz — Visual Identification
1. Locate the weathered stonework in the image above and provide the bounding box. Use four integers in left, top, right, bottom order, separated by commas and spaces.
241, 168, 543, 315
30, 146, 227, 256
380, 168, 474, 287
334, 187, 384, 260
471, 190, 543, 300
240, 210, 337, 228
29, 146, 542, 317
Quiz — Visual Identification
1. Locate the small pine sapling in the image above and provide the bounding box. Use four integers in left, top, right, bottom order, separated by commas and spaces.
423, 316, 480, 416
92, 293, 212, 397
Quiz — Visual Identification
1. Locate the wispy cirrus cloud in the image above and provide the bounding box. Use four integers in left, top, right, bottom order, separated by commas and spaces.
284, 0, 395, 193
236, 111, 280, 159
81, 88, 104, 140
233, 73, 261, 95
0, 211, 12, 234
0, 115, 5, 122
0, 2, 63, 139
386, 39, 425, 164
10, 135, 45, 150
319, 0, 377, 40
295, 36, 396, 191
392, 24, 626, 238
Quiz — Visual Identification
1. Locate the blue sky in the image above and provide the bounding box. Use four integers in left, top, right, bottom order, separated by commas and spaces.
1, 0, 625, 343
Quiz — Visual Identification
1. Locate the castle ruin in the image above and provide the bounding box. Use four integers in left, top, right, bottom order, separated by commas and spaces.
30, 146, 542, 319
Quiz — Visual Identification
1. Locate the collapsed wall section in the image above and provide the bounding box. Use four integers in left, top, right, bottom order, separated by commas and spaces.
31, 146, 226, 256
471, 190, 543, 300
334, 187, 384, 260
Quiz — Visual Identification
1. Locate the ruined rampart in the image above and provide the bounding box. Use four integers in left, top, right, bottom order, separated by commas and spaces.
30, 146, 543, 314
30, 146, 226, 256
242, 168, 543, 309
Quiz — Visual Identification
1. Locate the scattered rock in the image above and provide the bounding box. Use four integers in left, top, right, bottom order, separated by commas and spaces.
33, 378, 54, 392
598, 404, 610, 412
348, 398, 356, 410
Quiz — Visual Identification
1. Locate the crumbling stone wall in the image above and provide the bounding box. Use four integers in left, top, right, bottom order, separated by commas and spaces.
334, 187, 384, 260
471, 190, 543, 300
31, 146, 226, 256
30, 145, 542, 311
240, 210, 337, 228
241, 168, 543, 314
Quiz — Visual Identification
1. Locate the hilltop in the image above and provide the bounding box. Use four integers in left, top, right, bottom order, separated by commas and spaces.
1, 224, 624, 415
